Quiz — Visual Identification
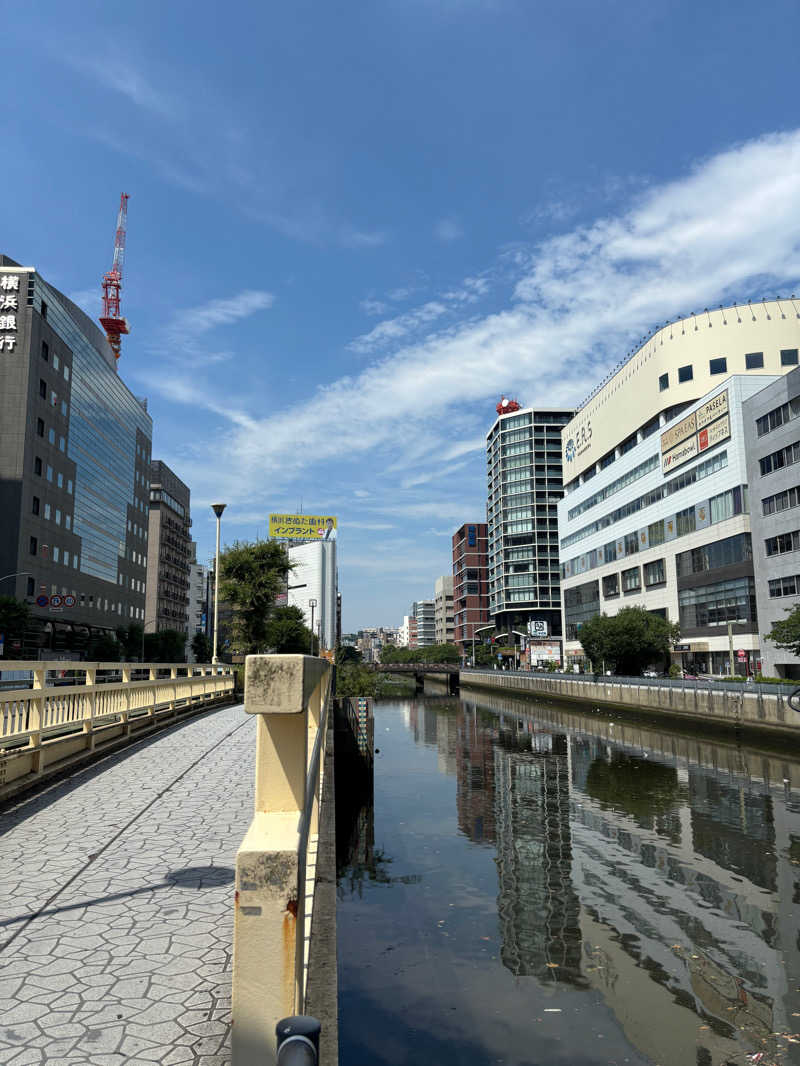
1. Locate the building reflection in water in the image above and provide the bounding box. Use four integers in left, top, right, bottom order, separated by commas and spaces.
403, 695, 800, 1066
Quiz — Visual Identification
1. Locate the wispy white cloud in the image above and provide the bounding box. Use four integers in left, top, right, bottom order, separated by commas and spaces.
348, 300, 449, 353
434, 217, 464, 242
173, 128, 800, 515
360, 298, 389, 316
169, 290, 274, 338
61, 52, 178, 118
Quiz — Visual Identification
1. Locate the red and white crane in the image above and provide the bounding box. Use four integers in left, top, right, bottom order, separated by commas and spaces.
99, 193, 130, 365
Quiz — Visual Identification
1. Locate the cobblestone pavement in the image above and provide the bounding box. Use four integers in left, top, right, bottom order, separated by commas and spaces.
0, 703, 256, 1066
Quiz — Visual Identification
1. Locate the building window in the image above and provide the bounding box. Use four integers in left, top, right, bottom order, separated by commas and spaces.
676, 533, 751, 576
34, 457, 42, 476
622, 566, 641, 592
64, 365, 70, 382
659, 373, 669, 392
678, 576, 757, 629
766, 530, 800, 557
676, 506, 696, 537
55, 509, 61, 525
57, 473, 63, 488
39, 379, 46, 398
756, 396, 800, 437
59, 436, 65, 452
648, 519, 665, 547
26, 577, 35, 597
48, 428, 55, 444
678, 365, 693, 383
36, 417, 44, 437
46, 465, 53, 482
52, 353, 60, 371
781, 349, 799, 367
624, 531, 639, 556
768, 575, 799, 598
759, 439, 800, 475
602, 573, 619, 598
53, 547, 59, 563
763, 485, 800, 516
61, 401, 67, 416
709, 357, 727, 375
63, 551, 70, 567
40, 300, 47, 320
643, 558, 666, 586
745, 352, 764, 369
29, 536, 37, 555
41, 341, 49, 362
32, 496, 40, 515
44, 503, 51, 519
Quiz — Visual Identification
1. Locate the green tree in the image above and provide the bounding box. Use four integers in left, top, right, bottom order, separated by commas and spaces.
336, 644, 362, 665
0, 595, 30, 654
219, 540, 292, 654
578, 607, 679, 676
115, 623, 143, 661
264, 606, 313, 654
191, 631, 213, 662
90, 632, 120, 662
140, 628, 187, 663
766, 604, 800, 657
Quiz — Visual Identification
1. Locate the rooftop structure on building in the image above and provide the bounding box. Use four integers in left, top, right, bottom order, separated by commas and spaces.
0, 255, 152, 658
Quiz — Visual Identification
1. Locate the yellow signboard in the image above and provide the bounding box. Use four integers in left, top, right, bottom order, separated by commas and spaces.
661, 410, 697, 454
269, 514, 338, 540
697, 388, 729, 430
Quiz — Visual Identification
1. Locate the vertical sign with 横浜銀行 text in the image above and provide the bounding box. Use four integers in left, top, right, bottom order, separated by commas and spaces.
0, 274, 20, 353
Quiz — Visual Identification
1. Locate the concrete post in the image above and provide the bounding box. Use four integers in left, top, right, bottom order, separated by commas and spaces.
85, 667, 98, 748
232, 655, 330, 1066
29, 665, 45, 773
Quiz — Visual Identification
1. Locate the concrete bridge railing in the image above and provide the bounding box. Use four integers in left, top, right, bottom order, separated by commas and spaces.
0, 660, 235, 799
232, 654, 334, 1066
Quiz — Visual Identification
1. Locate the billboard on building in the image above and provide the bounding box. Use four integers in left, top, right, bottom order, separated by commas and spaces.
269, 514, 338, 540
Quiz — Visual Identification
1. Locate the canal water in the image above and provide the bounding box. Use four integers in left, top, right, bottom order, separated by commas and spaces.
337, 690, 800, 1066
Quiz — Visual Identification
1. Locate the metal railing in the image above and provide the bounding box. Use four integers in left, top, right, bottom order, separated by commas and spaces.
232, 655, 333, 1066
0, 661, 234, 796
462, 667, 798, 697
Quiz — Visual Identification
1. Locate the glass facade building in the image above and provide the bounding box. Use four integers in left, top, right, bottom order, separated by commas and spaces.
486, 406, 573, 639
0, 255, 152, 657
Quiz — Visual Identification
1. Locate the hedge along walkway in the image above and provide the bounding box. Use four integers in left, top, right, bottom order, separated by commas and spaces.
0, 702, 255, 1066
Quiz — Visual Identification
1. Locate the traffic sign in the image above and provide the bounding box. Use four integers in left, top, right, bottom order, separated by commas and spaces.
737, 649, 747, 661
64, 595, 76, 608
50, 595, 63, 609
36, 595, 49, 608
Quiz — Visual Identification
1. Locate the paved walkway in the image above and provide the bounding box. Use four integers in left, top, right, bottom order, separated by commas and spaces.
0, 703, 256, 1066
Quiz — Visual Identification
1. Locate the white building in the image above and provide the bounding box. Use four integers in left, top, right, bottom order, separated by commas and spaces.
414, 600, 435, 646
287, 540, 338, 650
434, 575, 454, 645
186, 543, 208, 661
558, 300, 800, 674
399, 614, 417, 647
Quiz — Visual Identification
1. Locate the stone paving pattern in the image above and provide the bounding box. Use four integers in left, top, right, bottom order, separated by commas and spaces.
0, 703, 255, 1065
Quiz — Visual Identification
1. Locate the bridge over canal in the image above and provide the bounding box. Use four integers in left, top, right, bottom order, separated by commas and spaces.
365, 662, 460, 694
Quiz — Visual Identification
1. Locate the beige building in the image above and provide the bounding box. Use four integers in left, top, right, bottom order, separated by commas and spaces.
434, 574, 455, 645
558, 299, 800, 674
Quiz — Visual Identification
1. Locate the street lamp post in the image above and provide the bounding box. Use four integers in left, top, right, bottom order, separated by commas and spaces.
211, 504, 226, 665
473, 624, 495, 668
0, 572, 33, 589
308, 598, 317, 655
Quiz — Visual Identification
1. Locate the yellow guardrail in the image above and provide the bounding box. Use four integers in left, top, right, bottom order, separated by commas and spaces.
0, 661, 235, 796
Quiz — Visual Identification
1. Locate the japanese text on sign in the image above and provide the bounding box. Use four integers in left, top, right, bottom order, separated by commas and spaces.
268, 514, 338, 540
0, 274, 20, 352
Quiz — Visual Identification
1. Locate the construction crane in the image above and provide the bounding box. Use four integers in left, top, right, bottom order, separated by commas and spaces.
99, 193, 130, 365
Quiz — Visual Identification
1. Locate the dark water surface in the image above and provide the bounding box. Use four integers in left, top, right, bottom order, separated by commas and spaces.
337, 691, 800, 1066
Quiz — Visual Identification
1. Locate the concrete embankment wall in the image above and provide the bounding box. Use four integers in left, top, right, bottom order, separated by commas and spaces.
461, 670, 800, 744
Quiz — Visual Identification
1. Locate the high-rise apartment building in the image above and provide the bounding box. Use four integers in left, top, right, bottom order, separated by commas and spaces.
486, 402, 573, 641
0, 255, 152, 657
414, 599, 435, 646
400, 614, 417, 647
434, 575, 454, 645
452, 522, 489, 656
145, 461, 191, 635
558, 301, 800, 674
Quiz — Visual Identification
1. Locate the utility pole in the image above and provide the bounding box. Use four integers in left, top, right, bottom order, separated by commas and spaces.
728, 620, 734, 677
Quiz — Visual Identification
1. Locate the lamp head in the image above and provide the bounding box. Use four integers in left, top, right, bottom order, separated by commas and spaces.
211, 503, 227, 519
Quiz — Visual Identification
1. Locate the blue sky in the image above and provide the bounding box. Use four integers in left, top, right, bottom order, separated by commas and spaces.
4, 0, 800, 630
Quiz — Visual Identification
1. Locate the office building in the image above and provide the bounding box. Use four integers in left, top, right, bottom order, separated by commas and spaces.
187, 542, 208, 659
145, 461, 191, 635
0, 255, 152, 657
288, 540, 338, 650
434, 575, 454, 645
452, 522, 489, 657
414, 599, 435, 646
558, 300, 800, 673
743, 366, 800, 677
486, 401, 573, 642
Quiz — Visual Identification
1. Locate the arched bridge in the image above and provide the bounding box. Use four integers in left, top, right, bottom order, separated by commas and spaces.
366, 662, 460, 694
